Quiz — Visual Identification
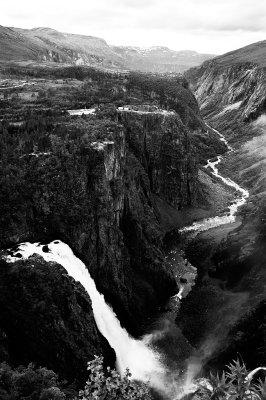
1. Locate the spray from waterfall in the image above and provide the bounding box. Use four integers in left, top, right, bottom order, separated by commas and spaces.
3, 125, 253, 399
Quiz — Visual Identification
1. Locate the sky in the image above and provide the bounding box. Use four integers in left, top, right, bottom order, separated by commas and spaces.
2, 0, 266, 54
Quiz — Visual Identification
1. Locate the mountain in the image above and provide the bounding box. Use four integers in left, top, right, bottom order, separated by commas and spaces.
0, 25, 215, 72
111, 45, 215, 73
1, 28, 266, 397
206, 39, 266, 67
0, 25, 126, 69
184, 39, 266, 371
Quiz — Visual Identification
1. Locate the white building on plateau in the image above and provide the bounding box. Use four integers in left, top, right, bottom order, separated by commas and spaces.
67, 108, 96, 116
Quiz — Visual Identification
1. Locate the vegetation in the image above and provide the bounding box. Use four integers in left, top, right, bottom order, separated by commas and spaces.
1, 358, 266, 400
0, 357, 151, 400
1, 63, 265, 400
0, 64, 201, 128
0, 362, 75, 399
0, 113, 123, 247
199, 360, 266, 399
79, 356, 151, 400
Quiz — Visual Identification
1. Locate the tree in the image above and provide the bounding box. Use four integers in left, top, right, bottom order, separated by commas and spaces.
79, 356, 151, 400
0, 362, 68, 400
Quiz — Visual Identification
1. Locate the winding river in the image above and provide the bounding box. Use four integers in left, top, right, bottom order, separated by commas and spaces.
180, 125, 249, 234
3, 124, 251, 399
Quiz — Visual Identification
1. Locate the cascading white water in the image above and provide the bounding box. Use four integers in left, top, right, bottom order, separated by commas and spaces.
3, 124, 252, 399
180, 126, 249, 233
4, 241, 167, 393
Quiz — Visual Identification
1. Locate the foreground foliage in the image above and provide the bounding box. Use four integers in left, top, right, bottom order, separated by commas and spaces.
79, 356, 152, 400
0, 362, 75, 399
199, 359, 266, 399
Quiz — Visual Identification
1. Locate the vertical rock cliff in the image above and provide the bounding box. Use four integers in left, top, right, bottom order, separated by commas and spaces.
0, 69, 227, 384
184, 50, 266, 369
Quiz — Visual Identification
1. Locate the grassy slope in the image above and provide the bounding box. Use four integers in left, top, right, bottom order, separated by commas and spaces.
211, 40, 266, 67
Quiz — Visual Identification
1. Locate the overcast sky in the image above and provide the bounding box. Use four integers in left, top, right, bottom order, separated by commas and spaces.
2, 0, 266, 54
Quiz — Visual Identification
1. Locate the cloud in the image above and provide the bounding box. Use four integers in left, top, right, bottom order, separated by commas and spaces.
2, 0, 266, 53
133, 0, 266, 32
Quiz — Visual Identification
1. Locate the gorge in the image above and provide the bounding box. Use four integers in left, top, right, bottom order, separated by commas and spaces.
0, 36, 266, 400
1, 119, 260, 399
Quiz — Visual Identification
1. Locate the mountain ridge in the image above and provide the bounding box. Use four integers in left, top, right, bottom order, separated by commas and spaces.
0, 24, 215, 72
194, 39, 266, 70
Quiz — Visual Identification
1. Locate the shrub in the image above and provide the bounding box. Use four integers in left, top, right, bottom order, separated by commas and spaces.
0, 362, 68, 399
78, 356, 151, 400
199, 359, 266, 399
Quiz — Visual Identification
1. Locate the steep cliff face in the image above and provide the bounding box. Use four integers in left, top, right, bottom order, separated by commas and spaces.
184, 52, 266, 369
188, 61, 266, 124
118, 111, 197, 209
0, 116, 177, 337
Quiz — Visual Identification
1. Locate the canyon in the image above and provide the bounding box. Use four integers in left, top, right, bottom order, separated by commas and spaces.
180, 44, 266, 377
0, 36, 266, 399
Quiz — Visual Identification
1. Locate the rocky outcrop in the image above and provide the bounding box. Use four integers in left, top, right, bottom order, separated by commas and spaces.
0, 255, 115, 386
118, 111, 197, 209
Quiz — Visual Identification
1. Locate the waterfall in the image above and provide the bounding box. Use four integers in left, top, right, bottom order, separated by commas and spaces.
3, 124, 252, 399
4, 240, 168, 394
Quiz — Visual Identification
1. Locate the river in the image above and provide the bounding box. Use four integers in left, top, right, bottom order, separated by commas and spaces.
3, 125, 251, 399
180, 125, 249, 234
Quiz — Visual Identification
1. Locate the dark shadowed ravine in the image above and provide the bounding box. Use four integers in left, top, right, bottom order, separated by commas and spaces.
2, 125, 252, 400
150, 124, 251, 397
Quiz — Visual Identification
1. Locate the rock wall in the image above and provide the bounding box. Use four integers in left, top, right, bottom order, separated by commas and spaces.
0, 97, 225, 382
187, 61, 266, 123
118, 111, 197, 209
184, 57, 266, 370
0, 255, 115, 386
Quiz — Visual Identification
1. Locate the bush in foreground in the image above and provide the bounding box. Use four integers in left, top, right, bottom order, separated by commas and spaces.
199, 359, 266, 399
78, 356, 152, 400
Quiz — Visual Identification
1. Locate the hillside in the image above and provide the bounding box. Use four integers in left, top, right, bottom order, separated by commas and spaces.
1, 25, 125, 69
209, 39, 266, 67
0, 25, 214, 72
